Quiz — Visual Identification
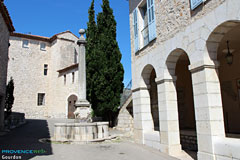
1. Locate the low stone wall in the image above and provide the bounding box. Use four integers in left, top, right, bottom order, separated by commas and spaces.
54, 122, 109, 142
180, 130, 198, 151
4, 112, 26, 129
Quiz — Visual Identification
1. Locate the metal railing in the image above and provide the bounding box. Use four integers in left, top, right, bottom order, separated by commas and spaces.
141, 25, 149, 47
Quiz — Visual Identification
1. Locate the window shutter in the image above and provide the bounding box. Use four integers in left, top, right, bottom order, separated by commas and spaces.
190, 0, 203, 10
147, 0, 156, 42
133, 9, 139, 52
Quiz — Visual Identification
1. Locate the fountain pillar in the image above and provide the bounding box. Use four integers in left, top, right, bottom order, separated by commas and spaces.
74, 29, 92, 122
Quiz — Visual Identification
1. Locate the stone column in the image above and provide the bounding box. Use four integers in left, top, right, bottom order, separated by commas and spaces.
74, 29, 91, 121
190, 64, 225, 160
132, 87, 154, 144
156, 78, 182, 156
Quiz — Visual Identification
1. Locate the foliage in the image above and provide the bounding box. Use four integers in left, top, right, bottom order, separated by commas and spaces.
86, 0, 98, 113
5, 77, 15, 118
86, 0, 124, 124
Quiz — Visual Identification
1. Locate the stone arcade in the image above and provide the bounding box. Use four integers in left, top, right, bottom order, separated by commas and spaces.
128, 0, 240, 160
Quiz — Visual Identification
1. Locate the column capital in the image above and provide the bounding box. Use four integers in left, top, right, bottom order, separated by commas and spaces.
189, 64, 218, 73
189, 60, 220, 74
155, 76, 177, 85
132, 87, 148, 93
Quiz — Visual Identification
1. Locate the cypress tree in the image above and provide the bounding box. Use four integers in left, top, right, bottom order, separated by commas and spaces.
86, 0, 98, 113
96, 0, 124, 123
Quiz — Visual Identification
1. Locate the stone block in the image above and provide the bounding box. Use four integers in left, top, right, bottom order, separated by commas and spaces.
214, 2, 227, 27
160, 120, 179, 132
159, 109, 178, 121
198, 151, 215, 160
196, 120, 224, 135
144, 139, 153, 148
194, 93, 222, 108
213, 137, 240, 159
197, 134, 214, 153
139, 112, 153, 121
144, 131, 160, 142
215, 155, 232, 160
195, 107, 224, 121
168, 144, 182, 156
158, 100, 178, 111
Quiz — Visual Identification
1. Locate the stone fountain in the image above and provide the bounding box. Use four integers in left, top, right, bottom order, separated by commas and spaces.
53, 29, 109, 143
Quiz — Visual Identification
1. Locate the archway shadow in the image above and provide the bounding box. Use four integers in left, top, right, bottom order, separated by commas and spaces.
0, 119, 53, 159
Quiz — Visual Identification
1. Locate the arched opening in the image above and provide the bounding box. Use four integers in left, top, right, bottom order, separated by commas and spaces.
207, 21, 240, 137
141, 65, 159, 131
67, 95, 77, 119
166, 49, 197, 156
176, 54, 197, 152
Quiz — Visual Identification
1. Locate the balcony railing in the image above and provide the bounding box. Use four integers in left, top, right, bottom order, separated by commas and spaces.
141, 25, 149, 47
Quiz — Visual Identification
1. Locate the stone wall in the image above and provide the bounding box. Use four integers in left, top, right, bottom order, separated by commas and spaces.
0, 12, 10, 129
8, 32, 79, 119
8, 36, 51, 119
129, 0, 240, 159
129, 0, 226, 59
48, 34, 79, 118
117, 96, 134, 134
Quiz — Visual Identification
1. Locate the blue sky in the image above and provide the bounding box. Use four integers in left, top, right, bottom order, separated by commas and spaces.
5, 0, 132, 86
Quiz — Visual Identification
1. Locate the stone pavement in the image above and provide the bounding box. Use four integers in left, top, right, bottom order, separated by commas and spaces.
0, 119, 179, 160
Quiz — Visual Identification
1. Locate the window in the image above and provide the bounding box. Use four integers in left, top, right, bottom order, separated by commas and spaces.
37, 93, 45, 106
133, 0, 156, 52
64, 75, 66, 85
133, 9, 139, 52
40, 43, 46, 51
44, 64, 48, 76
190, 0, 203, 10
140, 4, 149, 46
22, 40, 29, 48
72, 72, 75, 83
74, 50, 78, 63
146, 0, 156, 41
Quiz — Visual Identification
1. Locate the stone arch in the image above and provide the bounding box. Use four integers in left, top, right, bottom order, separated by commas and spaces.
206, 20, 240, 136
165, 48, 190, 79
141, 64, 159, 131
165, 49, 198, 152
141, 64, 155, 87
206, 20, 240, 65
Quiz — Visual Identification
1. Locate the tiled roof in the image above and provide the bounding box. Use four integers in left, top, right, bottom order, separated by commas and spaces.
0, 1, 15, 32
11, 31, 78, 43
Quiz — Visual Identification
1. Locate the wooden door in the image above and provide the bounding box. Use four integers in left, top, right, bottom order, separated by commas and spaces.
68, 95, 77, 119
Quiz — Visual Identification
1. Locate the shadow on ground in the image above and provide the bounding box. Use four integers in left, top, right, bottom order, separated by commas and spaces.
0, 119, 53, 160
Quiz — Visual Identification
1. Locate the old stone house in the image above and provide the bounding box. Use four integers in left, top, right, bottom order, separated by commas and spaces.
128, 0, 240, 159
0, 0, 14, 131
8, 31, 81, 119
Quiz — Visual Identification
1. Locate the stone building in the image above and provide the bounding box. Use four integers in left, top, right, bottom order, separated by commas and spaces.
8, 31, 81, 119
0, 0, 15, 131
128, 0, 240, 159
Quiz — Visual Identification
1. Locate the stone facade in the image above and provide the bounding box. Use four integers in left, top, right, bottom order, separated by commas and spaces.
129, 0, 240, 160
8, 31, 80, 119
0, 1, 14, 130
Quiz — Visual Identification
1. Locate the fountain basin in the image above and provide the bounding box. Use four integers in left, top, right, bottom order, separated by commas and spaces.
54, 122, 109, 142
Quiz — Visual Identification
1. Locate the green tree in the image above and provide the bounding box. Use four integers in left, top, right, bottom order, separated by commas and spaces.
86, 0, 98, 113
5, 77, 15, 118
95, 0, 124, 124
